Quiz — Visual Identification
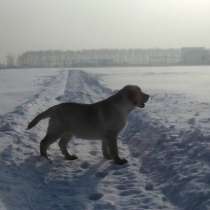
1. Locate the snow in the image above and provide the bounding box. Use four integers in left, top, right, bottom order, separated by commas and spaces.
83, 66, 210, 102
0, 68, 60, 115
0, 67, 210, 210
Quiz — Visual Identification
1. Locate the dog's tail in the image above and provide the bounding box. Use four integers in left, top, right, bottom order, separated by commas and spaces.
27, 106, 57, 130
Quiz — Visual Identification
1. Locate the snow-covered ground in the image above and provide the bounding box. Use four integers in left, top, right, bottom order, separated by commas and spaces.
0, 68, 60, 115
0, 67, 210, 210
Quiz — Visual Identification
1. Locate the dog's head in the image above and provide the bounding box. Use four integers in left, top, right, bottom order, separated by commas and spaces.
123, 85, 150, 108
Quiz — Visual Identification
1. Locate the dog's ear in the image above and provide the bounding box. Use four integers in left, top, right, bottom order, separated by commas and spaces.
127, 89, 138, 105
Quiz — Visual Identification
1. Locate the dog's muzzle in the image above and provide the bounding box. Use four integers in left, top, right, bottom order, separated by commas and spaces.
139, 94, 150, 108
144, 94, 150, 102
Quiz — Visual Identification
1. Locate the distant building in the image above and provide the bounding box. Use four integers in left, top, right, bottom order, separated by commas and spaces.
181, 47, 209, 65
17, 49, 182, 67
17, 47, 210, 68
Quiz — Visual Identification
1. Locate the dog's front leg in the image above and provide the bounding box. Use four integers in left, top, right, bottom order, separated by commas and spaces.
106, 133, 127, 165
102, 140, 112, 160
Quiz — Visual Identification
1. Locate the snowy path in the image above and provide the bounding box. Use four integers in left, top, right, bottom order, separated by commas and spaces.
0, 69, 210, 210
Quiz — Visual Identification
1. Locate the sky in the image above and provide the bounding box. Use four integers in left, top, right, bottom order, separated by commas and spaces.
0, 0, 210, 60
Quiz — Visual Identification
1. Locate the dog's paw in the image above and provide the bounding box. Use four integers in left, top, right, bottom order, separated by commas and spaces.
103, 155, 112, 160
114, 158, 128, 165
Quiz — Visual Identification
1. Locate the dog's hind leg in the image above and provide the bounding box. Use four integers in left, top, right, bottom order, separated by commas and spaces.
40, 133, 61, 159
58, 132, 78, 160
40, 119, 63, 159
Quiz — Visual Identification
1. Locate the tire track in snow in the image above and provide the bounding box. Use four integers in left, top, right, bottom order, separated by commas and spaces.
52, 70, 177, 210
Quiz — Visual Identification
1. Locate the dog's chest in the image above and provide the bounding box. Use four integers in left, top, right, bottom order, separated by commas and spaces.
102, 108, 127, 132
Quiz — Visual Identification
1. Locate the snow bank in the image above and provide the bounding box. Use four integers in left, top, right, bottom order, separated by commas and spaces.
0, 68, 60, 115
0, 70, 68, 209
122, 95, 210, 210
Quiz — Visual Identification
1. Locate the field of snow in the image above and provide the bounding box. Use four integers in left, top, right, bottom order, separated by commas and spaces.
0, 66, 210, 210
0, 68, 61, 115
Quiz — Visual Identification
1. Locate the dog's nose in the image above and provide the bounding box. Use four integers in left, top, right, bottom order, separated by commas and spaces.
144, 94, 150, 102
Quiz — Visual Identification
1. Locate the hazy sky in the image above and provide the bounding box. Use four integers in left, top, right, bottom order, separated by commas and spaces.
0, 0, 210, 59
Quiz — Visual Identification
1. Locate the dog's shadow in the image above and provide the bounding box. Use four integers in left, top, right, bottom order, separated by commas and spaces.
0, 149, 125, 210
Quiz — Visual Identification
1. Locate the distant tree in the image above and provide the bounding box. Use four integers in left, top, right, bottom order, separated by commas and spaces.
6, 55, 16, 68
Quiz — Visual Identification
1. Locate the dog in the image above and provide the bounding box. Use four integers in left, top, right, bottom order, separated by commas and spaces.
27, 85, 149, 164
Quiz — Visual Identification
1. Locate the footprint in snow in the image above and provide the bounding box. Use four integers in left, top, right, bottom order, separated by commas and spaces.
112, 170, 123, 176
119, 189, 141, 196
145, 183, 154, 191
116, 183, 135, 190
89, 192, 103, 201
80, 161, 90, 169
95, 171, 108, 178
